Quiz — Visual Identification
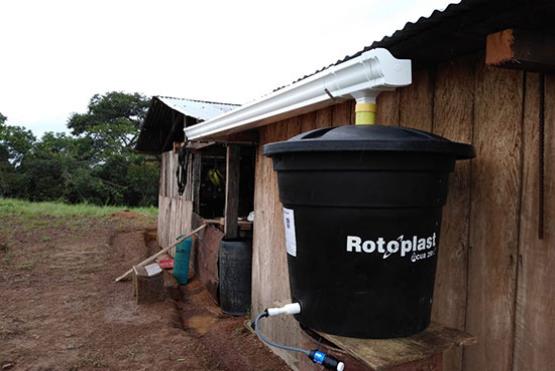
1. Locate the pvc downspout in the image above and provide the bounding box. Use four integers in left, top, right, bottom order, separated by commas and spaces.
185, 48, 411, 140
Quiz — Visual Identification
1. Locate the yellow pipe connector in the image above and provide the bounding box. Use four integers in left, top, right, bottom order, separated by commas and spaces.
355, 102, 377, 125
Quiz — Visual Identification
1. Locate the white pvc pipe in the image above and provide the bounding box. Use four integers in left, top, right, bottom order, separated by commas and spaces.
185, 48, 411, 140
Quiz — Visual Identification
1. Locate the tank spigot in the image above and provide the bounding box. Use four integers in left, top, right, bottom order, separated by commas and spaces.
267, 303, 301, 317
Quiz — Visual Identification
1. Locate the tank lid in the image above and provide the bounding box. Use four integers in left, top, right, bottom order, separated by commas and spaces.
263, 124, 475, 159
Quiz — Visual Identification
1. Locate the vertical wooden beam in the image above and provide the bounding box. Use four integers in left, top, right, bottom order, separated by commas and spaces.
399, 68, 434, 131
377, 90, 400, 126
159, 152, 166, 197
251, 121, 304, 369
315, 106, 333, 128
183, 152, 194, 200
285, 116, 302, 139
431, 56, 476, 371
514, 72, 555, 371
191, 152, 202, 213
463, 63, 523, 371
224, 144, 240, 239
300, 111, 318, 132
332, 100, 352, 125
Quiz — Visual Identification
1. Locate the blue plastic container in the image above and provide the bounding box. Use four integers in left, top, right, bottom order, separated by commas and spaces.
173, 237, 192, 285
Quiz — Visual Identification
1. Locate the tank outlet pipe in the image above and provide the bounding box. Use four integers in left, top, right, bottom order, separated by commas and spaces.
254, 304, 345, 371
267, 303, 301, 316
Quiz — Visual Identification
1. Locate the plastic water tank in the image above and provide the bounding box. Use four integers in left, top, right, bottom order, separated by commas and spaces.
264, 124, 474, 338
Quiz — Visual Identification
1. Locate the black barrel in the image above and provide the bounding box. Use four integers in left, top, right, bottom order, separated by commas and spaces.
264, 124, 474, 338
219, 239, 252, 315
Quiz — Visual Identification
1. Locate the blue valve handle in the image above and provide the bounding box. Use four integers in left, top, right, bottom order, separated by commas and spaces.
309, 350, 342, 370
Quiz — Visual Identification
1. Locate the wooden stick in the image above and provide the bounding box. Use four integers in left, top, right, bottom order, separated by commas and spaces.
115, 224, 208, 282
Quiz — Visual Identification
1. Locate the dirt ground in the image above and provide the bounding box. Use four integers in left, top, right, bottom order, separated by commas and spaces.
0, 213, 289, 371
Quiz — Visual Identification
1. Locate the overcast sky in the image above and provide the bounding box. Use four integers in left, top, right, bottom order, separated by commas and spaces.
0, 0, 458, 138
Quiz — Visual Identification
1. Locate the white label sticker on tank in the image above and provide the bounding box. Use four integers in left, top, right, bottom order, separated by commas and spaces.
283, 207, 297, 257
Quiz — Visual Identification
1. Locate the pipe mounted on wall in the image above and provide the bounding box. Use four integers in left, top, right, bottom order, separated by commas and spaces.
185, 48, 411, 140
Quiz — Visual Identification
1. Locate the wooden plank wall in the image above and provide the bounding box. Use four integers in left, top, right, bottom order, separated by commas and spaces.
465, 59, 523, 371
252, 101, 354, 370
157, 150, 193, 254
513, 73, 555, 371
251, 56, 554, 371
431, 57, 475, 371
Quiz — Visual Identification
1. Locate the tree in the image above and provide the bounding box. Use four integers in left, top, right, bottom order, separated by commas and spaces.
0, 115, 36, 166
1, 92, 159, 207
0, 113, 37, 197
67, 92, 150, 161
65, 92, 159, 206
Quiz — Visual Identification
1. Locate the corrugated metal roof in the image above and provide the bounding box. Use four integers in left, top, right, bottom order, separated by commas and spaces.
140, 0, 555, 149
136, 96, 239, 154
157, 96, 239, 122
278, 0, 555, 90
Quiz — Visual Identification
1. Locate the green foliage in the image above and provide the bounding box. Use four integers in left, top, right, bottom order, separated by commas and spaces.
0, 121, 36, 165
0, 114, 38, 196
0, 92, 160, 207
68, 92, 149, 161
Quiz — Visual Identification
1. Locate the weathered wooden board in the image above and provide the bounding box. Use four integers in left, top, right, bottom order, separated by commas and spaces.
333, 100, 353, 125
315, 106, 333, 128
192, 152, 202, 213
159, 151, 167, 197
430, 57, 476, 371
376, 91, 400, 125
285, 116, 301, 139
252, 120, 300, 368
196, 224, 224, 303
513, 72, 555, 371
399, 68, 434, 131
300, 111, 317, 133
157, 149, 195, 256
464, 63, 523, 371
157, 195, 192, 254
319, 322, 475, 371
157, 195, 169, 248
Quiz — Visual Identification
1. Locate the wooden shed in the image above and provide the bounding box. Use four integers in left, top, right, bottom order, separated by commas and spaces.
136, 96, 240, 248
179, 0, 555, 370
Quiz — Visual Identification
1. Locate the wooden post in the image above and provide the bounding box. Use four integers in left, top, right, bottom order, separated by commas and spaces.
224, 145, 240, 239
192, 152, 202, 213
184, 152, 194, 200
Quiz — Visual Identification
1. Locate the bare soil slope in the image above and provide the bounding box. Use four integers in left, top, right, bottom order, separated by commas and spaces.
0, 213, 288, 371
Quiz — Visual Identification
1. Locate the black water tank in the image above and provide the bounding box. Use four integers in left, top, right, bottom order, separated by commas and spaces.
219, 239, 252, 315
264, 124, 474, 338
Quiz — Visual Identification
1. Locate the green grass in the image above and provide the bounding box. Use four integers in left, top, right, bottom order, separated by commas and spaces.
0, 198, 157, 219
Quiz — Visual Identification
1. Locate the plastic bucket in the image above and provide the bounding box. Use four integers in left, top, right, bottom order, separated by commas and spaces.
264, 125, 474, 338
173, 237, 192, 285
